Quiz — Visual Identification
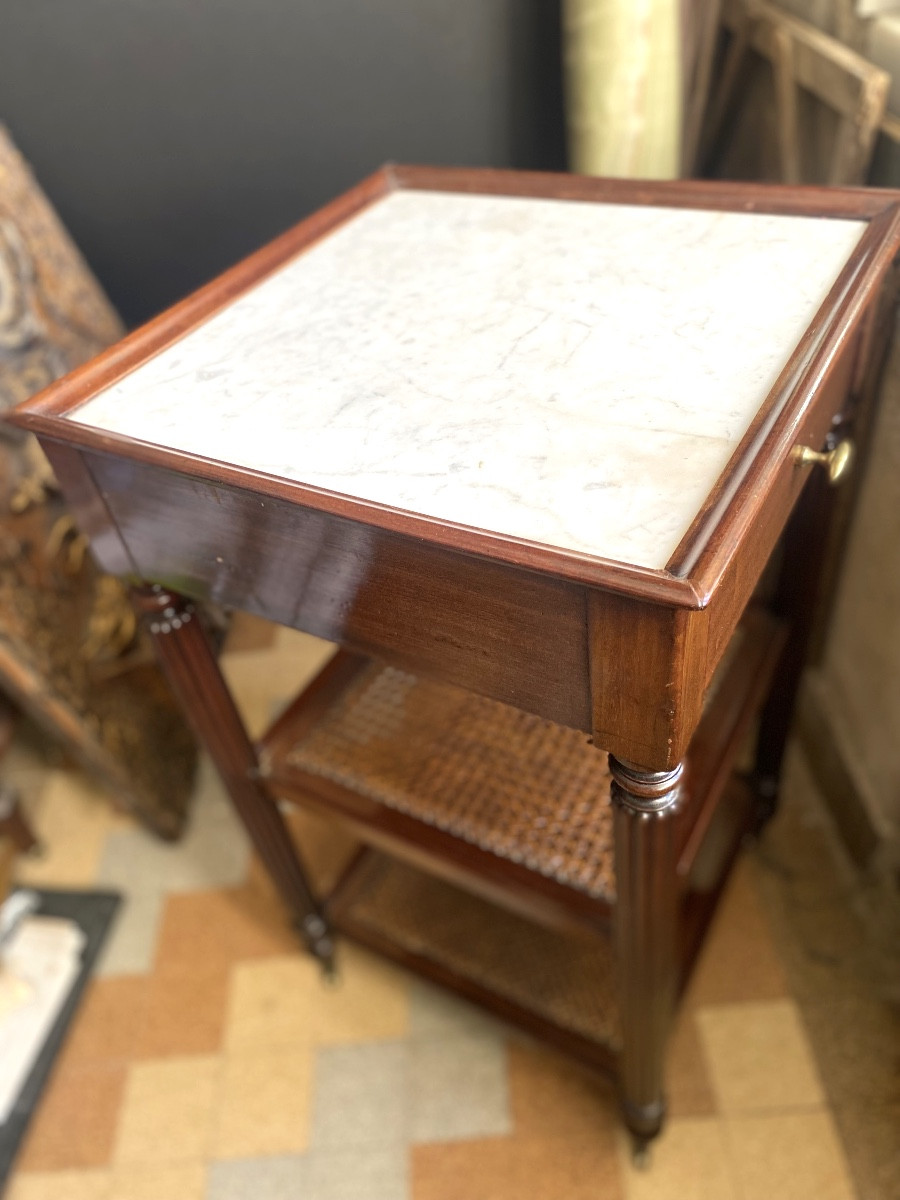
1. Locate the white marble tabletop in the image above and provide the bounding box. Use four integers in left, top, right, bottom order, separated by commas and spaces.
68, 189, 865, 571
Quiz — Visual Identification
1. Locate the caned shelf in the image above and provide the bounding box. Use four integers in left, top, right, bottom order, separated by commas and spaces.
258, 608, 784, 937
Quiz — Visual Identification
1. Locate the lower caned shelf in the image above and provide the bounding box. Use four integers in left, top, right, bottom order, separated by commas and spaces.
327, 847, 622, 1072
256, 608, 783, 1067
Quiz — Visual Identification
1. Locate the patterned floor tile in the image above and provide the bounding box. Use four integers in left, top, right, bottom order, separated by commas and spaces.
206, 1155, 308, 1200
5, 1169, 112, 1200
113, 1056, 220, 1167
311, 1041, 409, 1149
696, 998, 825, 1113
16, 1063, 127, 1172
108, 1163, 207, 1200
617, 1117, 737, 1200
408, 1033, 511, 1144
305, 1144, 408, 1200
726, 1110, 857, 1200
212, 1048, 312, 1158
412, 1133, 621, 1200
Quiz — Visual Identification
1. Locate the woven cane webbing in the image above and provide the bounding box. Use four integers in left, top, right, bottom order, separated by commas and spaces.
285, 665, 615, 901
336, 852, 621, 1049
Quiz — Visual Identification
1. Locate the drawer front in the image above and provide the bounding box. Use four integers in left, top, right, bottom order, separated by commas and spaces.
703, 330, 859, 681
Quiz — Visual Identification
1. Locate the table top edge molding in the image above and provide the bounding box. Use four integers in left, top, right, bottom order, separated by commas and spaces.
19, 418, 705, 607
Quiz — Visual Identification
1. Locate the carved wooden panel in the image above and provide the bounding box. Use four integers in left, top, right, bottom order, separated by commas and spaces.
0, 125, 196, 837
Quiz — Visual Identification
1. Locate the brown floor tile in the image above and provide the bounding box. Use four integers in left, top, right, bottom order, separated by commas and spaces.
507, 1041, 619, 1141
683, 858, 789, 1008
54, 977, 149, 1069
412, 1133, 623, 1200
665, 1007, 717, 1118
17, 1063, 128, 1171
151, 886, 297, 975
133, 964, 231, 1059
833, 1101, 900, 1200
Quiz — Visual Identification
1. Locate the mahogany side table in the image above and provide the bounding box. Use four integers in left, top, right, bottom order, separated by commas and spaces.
11, 168, 900, 1151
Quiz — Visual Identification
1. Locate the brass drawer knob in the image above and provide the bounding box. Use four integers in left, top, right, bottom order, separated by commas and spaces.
792, 438, 854, 485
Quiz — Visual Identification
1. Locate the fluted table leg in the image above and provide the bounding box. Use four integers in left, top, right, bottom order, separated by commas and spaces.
610, 755, 682, 1158
132, 584, 334, 971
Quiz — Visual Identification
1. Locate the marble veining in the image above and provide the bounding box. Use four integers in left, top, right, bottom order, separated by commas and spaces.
69, 190, 866, 569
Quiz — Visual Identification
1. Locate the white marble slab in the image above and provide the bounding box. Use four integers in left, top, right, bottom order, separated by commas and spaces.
69, 190, 866, 570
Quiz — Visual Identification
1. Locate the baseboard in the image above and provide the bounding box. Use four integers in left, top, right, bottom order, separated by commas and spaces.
796, 673, 882, 870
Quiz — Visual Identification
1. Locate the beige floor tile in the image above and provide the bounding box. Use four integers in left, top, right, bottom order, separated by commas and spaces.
618, 1117, 738, 1200
727, 1110, 857, 1200
666, 1007, 717, 1118
109, 1163, 207, 1200
5, 1170, 112, 1200
212, 1048, 312, 1158
684, 858, 789, 1008
15, 771, 129, 888
221, 630, 334, 738
113, 1056, 220, 1167
223, 955, 321, 1052
224, 944, 408, 1053
314, 943, 409, 1046
696, 999, 825, 1113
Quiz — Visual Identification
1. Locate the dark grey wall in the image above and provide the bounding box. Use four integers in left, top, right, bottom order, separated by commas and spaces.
0, 1, 564, 326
